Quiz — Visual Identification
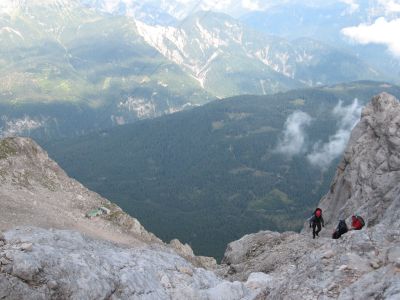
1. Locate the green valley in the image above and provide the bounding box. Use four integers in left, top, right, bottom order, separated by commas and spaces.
43, 81, 400, 260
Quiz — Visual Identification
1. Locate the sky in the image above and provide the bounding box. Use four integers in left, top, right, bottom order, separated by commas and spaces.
156, 0, 336, 16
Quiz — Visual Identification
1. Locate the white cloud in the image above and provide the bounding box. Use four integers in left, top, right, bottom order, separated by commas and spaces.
241, 0, 265, 11
200, 0, 233, 11
377, 0, 400, 13
331, 99, 361, 130
174, 0, 194, 3
276, 111, 312, 157
0, 1, 19, 15
342, 17, 400, 57
307, 99, 362, 169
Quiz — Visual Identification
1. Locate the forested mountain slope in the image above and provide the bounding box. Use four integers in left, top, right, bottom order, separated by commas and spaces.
44, 81, 400, 259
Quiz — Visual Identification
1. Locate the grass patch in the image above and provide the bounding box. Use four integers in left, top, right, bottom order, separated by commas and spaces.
290, 98, 305, 106
248, 189, 293, 211
0, 139, 17, 159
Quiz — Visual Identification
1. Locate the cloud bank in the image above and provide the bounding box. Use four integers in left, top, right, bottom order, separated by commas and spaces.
307, 99, 362, 169
342, 17, 400, 57
377, 0, 400, 13
275, 111, 312, 157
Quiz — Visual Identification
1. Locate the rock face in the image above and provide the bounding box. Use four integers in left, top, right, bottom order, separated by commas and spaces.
0, 227, 265, 300
219, 93, 400, 299
319, 92, 400, 227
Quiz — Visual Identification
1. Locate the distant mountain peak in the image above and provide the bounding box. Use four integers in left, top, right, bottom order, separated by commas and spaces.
135, 12, 382, 97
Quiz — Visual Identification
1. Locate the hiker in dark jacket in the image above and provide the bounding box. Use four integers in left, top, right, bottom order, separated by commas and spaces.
309, 208, 324, 239
332, 219, 348, 239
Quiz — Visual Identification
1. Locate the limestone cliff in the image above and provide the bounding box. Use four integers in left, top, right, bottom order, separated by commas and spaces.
219, 93, 400, 299
319, 92, 400, 228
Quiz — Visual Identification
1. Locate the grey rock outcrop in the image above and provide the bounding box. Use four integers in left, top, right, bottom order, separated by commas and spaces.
169, 239, 218, 270
219, 93, 400, 299
0, 227, 265, 300
319, 92, 400, 227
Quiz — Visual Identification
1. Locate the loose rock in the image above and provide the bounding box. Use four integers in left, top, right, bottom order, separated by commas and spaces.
0, 257, 11, 265
47, 280, 58, 290
20, 243, 33, 252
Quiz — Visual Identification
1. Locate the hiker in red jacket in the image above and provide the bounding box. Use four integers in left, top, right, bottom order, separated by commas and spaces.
351, 215, 364, 230
309, 208, 324, 239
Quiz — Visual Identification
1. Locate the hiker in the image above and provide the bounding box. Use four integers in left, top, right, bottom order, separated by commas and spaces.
309, 208, 324, 239
350, 215, 365, 230
332, 219, 348, 239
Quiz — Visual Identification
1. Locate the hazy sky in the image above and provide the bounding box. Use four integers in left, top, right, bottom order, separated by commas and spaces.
151, 0, 399, 16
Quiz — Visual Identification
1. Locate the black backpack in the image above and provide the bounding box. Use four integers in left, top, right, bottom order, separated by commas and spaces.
332, 220, 348, 239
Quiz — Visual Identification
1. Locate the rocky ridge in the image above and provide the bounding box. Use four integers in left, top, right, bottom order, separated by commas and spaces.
0, 137, 158, 245
218, 93, 400, 299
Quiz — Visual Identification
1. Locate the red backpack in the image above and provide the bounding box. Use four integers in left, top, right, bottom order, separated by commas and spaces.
352, 215, 365, 229
356, 215, 365, 227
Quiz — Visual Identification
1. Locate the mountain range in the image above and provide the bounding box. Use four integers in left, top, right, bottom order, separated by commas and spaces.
135, 11, 383, 98
241, 1, 400, 80
86, 0, 400, 84
0, 0, 396, 140
0, 0, 211, 138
